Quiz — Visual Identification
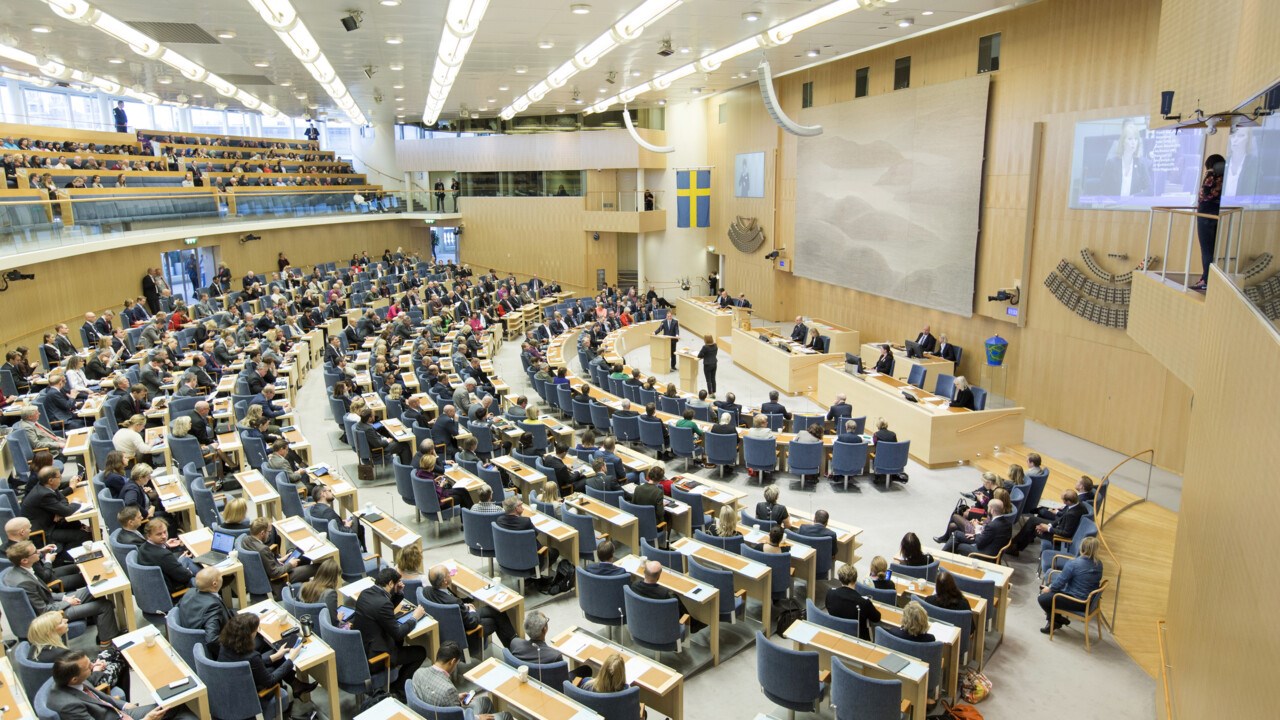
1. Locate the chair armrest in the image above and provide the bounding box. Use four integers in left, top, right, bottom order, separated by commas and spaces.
1052, 534, 1071, 544
572, 677, 586, 687
901, 699, 913, 714
465, 624, 484, 637
257, 683, 281, 699
818, 669, 831, 685
46, 579, 63, 592
440, 496, 455, 508
536, 546, 548, 555
679, 614, 690, 626
170, 587, 190, 599
735, 589, 747, 599
362, 553, 381, 564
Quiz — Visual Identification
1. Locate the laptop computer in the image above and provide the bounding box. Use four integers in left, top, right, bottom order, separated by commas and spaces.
192, 531, 236, 566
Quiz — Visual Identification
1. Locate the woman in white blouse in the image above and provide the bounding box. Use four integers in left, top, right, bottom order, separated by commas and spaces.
62, 355, 92, 399
113, 414, 159, 465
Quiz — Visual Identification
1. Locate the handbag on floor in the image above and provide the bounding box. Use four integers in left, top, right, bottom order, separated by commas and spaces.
356, 463, 375, 482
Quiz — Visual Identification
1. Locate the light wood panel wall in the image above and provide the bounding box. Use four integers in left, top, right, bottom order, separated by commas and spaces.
1127, 273, 1204, 387
701, 0, 1200, 471
0, 220, 429, 354
395, 128, 668, 172
1164, 267, 1280, 719
456, 197, 605, 296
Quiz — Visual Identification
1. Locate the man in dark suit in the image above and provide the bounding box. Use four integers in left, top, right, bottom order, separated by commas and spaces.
94, 311, 116, 337
353, 566, 427, 696
946, 500, 1016, 557
630, 466, 667, 528
507, 609, 567, 665
825, 393, 852, 424
914, 325, 937, 354
138, 357, 171, 399
713, 392, 742, 423
794, 509, 840, 563
47, 652, 185, 720
1015, 489, 1088, 553
584, 540, 628, 576
177, 567, 233, 650
40, 376, 84, 429
356, 408, 410, 464
4, 540, 119, 640
323, 336, 344, 366
541, 444, 584, 495
238, 365, 267, 396
631, 560, 705, 632
496, 496, 557, 567
789, 316, 809, 344
653, 313, 680, 371
761, 390, 792, 422
1, 516, 85, 590
114, 507, 148, 547
424, 564, 516, 646
142, 269, 160, 313
115, 385, 151, 425
432, 405, 461, 457
936, 333, 960, 363
52, 324, 78, 358
81, 313, 102, 349
137, 519, 197, 594
22, 469, 91, 548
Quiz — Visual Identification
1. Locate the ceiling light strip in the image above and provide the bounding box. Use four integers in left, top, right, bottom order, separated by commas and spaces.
244, 0, 366, 124
500, 0, 683, 121
0, 41, 173, 106
584, 0, 887, 114
38, 0, 279, 116
423, 0, 490, 124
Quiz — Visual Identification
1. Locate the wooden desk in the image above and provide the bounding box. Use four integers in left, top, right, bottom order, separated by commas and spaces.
356, 696, 428, 719
143, 427, 173, 473
62, 427, 95, 476
731, 328, 842, 395
521, 506, 580, 572
550, 626, 685, 720
671, 536, 771, 635
65, 479, 102, 542
152, 471, 196, 531
281, 425, 312, 466
783, 619, 929, 720
738, 525, 817, 593
339, 579, 439, 655
808, 318, 860, 355
69, 541, 138, 632
305, 464, 359, 515
0, 657, 36, 720
675, 297, 734, 341
890, 574, 988, 668
443, 465, 488, 503
236, 470, 282, 520
114, 626, 211, 719
617, 554, 721, 665
490, 455, 547, 502
216, 431, 245, 472
676, 349, 699, 394
466, 657, 604, 720
649, 332, 673, 370
273, 516, 339, 563
788, 509, 864, 567
874, 600, 962, 702
441, 560, 525, 641
242, 599, 341, 720
356, 505, 422, 563
816, 363, 1025, 468
672, 476, 744, 515
178, 527, 248, 608
928, 547, 1014, 637
565, 493, 639, 553
860, 342, 956, 385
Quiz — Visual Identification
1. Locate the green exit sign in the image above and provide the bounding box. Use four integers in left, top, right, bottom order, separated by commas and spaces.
183, 238, 198, 246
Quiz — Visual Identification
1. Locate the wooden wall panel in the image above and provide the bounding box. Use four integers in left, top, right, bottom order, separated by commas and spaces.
395, 129, 667, 172
456, 197, 599, 296
0, 219, 429, 353
1165, 269, 1280, 719
1127, 273, 1204, 387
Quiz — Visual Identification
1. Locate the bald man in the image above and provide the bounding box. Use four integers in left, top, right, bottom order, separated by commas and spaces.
176, 567, 232, 649
630, 560, 706, 633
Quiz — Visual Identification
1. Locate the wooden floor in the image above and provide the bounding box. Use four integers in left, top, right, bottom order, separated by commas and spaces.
974, 444, 1176, 678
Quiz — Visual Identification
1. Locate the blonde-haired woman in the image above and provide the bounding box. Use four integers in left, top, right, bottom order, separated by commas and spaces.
396, 543, 425, 583
220, 497, 251, 531
867, 555, 895, 590
113, 414, 158, 465
885, 601, 936, 642
582, 652, 626, 693
1040, 536, 1104, 633
27, 611, 129, 694
951, 376, 975, 410
707, 505, 739, 538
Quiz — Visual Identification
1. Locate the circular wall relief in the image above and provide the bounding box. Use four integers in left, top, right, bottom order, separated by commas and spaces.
728, 216, 766, 253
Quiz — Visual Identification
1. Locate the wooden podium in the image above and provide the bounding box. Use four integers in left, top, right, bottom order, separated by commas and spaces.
676, 349, 700, 394
649, 333, 674, 371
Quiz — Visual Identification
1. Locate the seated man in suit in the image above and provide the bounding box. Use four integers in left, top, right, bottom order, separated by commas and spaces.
631, 560, 706, 633
945, 499, 1015, 557
760, 390, 792, 422
826, 394, 852, 424
176, 567, 233, 651
114, 506, 148, 547
794, 509, 840, 563
137, 356, 172, 399
355, 408, 411, 465
585, 458, 622, 492
823, 564, 881, 641
5, 540, 119, 641
16, 404, 66, 455
309, 485, 366, 546
914, 325, 937, 353
244, 517, 317, 594
351, 567, 427, 697
712, 392, 742, 424
424, 564, 517, 646
21, 468, 91, 549
592, 437, 627, 482
411, 642, 510, 720
1014, 489, 1087, 554
47, 652, 195, 720
584, 539, 628, 576
496, 495, 558, 568
541, 443, 585, 495
789, 316, 808, 344
40, 375, 85, 429
323, 336, 344, 367
509, 610, 593, 679
266, 439, 307, 484
137, 519, 197, 595
432, 404, 461, 458
835, 418, 864, 445
249, 384, 288, 427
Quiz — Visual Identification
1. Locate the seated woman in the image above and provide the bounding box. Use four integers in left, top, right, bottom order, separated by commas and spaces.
704, 505, 740, 538
757, 525, 788, 554
581, 653, 626, 693
113, 414, 161, 466
823, 564, 880, 640
883, 601, 936, 643
1038, 536, 1103, 634
219, 497, 252, 532
754, 484, 791, 529
662, 383, 679, 398
396, 543, 425, 585
575, 429, 598, 455
933, 472, 999, 543
455, 435, 481, 466
418, 451, 474, 509
28, 611, 129, 697
951, 376, 976, 410
298, 558, 343, 620
924, 570, 970, 612
899, 532, 934, 568
100, 451, 129, 497
865, 555, 896, 590
217, 613, 308, 713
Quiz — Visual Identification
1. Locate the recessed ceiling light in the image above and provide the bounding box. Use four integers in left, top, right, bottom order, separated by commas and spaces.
487, 97, 496, 103
573, 96, 584, 104
922, 10, 934, 16
498, 85, 509, 91
691, 87, 702, 94
279, 80, 292, 87
254, 61, 270, 67
192, 93, 204, 98
898, 17, 914, 27
514, 65, 528, 74
598, 87, 607, 93
381, 0, 402, 6
742, 11, 761, 22
396, 106, 404, 111
31, 25, 52, 34
389, 62, 404, 71
478, 106, 488, 111
295, 92, 308, 99
679, 46, 690, 54
631, 70, 642, 77
538, 40, 555, 49
385, 35, 403, 45
397, 114, 406, 118
392, 83, 404, 89
657, 99, 666, 106
108, 57, 124, 64
216, 30, 235, 39
806, 49, 819, 57
570, 4, 590, 14
556, 105, 566, 113
394, 97, 405, 102
158, 77, 172, 85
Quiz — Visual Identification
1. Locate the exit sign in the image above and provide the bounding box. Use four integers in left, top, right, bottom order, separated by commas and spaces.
183, 237, 198, 246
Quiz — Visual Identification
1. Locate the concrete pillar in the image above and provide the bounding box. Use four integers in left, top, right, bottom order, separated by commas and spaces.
637, 234, 646, 292
348, 118, 403, 190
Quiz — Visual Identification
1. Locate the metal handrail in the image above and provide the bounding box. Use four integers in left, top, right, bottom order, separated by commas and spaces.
1157, 620, 1176, 720
1097, 447, 1156, 527
955, 412, 1023, 435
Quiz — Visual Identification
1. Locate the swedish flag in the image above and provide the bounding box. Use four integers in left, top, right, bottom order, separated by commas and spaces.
676, 169, 711, 228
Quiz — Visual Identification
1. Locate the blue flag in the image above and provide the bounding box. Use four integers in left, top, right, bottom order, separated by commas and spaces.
676, 169, 711, 228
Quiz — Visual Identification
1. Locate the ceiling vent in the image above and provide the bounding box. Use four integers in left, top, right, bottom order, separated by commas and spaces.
125, 22, 221, 44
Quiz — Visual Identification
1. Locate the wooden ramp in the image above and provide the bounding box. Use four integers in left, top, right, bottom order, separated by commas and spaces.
973, 444, 1175, 677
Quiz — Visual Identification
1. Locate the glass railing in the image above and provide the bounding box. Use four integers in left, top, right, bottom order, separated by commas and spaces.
0, 187, 410, 257
585, 190, 664, 212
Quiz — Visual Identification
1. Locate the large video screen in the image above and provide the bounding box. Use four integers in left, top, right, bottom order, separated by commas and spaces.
1222, 114, 1280, 209
734, 152, 765, 198
1069, 116, 1205, 211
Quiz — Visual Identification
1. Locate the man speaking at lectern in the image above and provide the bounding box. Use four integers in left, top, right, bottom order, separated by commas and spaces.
654, 313, 680, 371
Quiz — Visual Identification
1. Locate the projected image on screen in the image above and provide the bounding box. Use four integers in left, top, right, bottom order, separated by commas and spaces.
794, 76, 990, 317
1068, 116, 1205, 210
1222, 114, 1280, 209
735, 152, 765, 198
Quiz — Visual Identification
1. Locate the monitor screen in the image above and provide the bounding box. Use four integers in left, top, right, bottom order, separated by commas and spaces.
735, 152, 766, 198
1068, 115, 1205, 210
1222, 114, 1280, 209
905, 340, 923, 359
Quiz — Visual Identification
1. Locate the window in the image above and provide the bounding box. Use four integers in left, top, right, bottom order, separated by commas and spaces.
226, 111, 251, 136
326, 124, 353, 155
23, 88, 71, 128
978, 33, 1002, 73
69, 95, 100, 131
261, 115, 296, 139
190, 108, 225, 134
120, 100, 152, 131
855, 67, 869, 98
150, 105, 178, 132
894, 56, 911, 90
801, 81, 814, 109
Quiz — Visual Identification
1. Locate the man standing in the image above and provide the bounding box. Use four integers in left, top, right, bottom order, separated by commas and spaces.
304, 122, 320, 143
112, 100, 128, 133
434, 179, 446, 212
654, 312, 680, 371
142, 268, 160, 313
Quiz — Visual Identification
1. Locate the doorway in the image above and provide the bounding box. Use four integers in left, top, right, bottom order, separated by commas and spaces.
432, 227, 459, 263
162, 247, 219, 302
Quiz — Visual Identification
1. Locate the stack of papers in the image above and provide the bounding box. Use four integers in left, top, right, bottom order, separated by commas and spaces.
559, 635, 594, 657
786, 621, 819, 644
624, 656, 650, 685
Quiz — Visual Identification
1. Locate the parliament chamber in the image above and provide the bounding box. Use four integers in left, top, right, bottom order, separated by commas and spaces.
0, 1, 1276, 719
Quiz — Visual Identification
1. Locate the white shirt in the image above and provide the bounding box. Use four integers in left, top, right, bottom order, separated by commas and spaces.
113, 427, 152, 457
